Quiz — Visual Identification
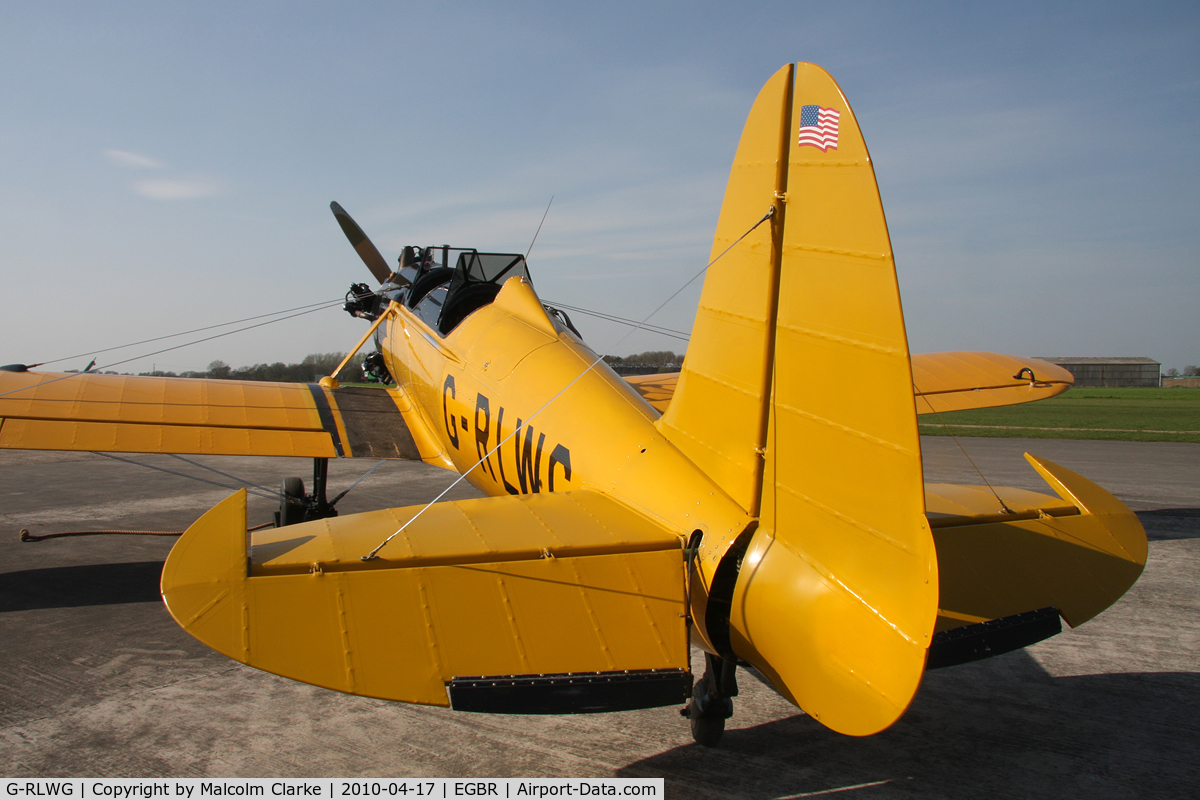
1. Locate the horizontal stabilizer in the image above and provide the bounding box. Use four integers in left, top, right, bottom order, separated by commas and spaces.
929, 454, 1146, 633
161, 490, 690, 710
0, 370, 441, 461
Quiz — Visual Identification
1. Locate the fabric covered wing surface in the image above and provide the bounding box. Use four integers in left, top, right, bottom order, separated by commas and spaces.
0, 370, 430, 460
912, 352, 1073, 414
626, 353, 1072, 419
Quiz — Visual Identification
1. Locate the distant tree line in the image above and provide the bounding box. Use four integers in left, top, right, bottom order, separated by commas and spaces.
133, 352, 365, 382
603, 350, 684, 367
1164, 366, 1199, 377
603, 350, 685, 375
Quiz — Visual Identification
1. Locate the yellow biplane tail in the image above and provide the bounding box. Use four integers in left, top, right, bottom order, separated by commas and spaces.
659, 63, 938, 735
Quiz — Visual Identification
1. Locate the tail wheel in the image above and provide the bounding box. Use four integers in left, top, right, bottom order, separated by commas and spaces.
683, 654, 737, 747
690, 713, 726, 748
279, 477, 307, 527
688, 675, 727, 747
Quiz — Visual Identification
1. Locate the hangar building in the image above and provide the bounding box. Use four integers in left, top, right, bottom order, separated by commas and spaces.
1034, 357, 1161, 387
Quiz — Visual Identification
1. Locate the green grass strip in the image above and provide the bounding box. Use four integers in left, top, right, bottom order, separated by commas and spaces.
919, 387, 1200, 443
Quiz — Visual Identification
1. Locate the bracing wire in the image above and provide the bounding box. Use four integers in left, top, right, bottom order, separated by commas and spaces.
329, 460, 387, 507
0, 299, 348, 401
92, 452, 284, 503
98, 454, 386, 511
542, 301, 691, 343
34, 296, 348, 368
168, 454, 279, 497
361, 205, 777, 561
914, 385, 1015, 515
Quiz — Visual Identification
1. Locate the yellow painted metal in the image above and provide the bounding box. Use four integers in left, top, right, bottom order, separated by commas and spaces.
913, 352, 1073, 414
159, 489, 254, 661
383, 276, 754, 642
0, 371, 338, 457
656, 64, 792, 518
931, 454, 1146, 633
161, 489, 689, 704
0, 416, 336, 457
381, 383, 454, 468
726, 63, 938, 737
926, 483, 1078, 526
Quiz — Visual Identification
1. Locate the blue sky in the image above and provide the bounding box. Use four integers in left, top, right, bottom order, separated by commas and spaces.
1, 1, 1197, 374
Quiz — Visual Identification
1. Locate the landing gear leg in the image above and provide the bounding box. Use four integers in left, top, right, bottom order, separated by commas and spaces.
274, 458, 339, 527
683, 652, 738, 747
277, 476, 307, 527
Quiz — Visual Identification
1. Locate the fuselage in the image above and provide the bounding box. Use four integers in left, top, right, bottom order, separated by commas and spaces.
376, 274, 755, 649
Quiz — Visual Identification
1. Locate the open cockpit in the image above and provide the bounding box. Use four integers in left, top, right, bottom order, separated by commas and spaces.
344, 245, 530, 337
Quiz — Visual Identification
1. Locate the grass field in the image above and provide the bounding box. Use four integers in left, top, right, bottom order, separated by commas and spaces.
919, 387, 1200, 443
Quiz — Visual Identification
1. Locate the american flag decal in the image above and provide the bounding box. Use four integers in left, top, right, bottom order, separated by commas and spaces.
797, 105, 840, 151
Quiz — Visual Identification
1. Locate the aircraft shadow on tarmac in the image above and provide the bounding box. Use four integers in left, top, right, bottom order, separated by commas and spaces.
618, 652, 1200, 799
1139, 508, 1200, 540
0, 561, 164, 612
3, 510, 1191, 614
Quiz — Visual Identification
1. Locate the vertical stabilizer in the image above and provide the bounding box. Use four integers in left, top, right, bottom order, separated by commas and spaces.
733, 63, 937, 736
666, 63, 939, 736
656, 64, 792, 514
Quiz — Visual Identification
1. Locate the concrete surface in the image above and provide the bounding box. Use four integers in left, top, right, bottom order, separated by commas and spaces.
1, 438, 1197, 798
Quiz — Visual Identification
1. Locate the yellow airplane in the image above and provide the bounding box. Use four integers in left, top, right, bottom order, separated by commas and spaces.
0, 63, 1145, 747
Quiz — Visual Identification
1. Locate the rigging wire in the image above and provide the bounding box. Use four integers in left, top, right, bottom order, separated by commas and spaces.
91, 452, 284, 503
33, 296, 348, 368
913, 385, 1015, 515
0, 300, 345, 401
328, 459, 387, 507
362, 204, 778, 561
168, 454, 279, 497
94, 453, 385, 514
541, 301, 691, 343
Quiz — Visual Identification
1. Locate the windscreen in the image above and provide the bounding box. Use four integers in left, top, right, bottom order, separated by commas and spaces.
446, 252, 529, 299
458, 252, 528, 284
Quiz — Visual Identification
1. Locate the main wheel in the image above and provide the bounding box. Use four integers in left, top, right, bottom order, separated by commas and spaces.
279, 477, 307, 527
690, 713, 725, 748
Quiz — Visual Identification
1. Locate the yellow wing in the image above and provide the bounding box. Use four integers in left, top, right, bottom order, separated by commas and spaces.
161, 489, 691, 713
623, 372, 678, 414
912, 352, 1073, 414
626, 353, 1072, 418
0, 370, 445, 462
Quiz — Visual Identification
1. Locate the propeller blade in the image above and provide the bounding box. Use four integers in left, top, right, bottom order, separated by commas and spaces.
330, 201, 392, 283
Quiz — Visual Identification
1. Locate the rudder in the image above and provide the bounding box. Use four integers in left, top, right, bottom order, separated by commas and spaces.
662, 63, 939, 736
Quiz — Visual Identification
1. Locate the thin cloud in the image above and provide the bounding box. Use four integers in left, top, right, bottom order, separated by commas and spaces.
104, 149, 166, 169
133, 177, 221, 200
